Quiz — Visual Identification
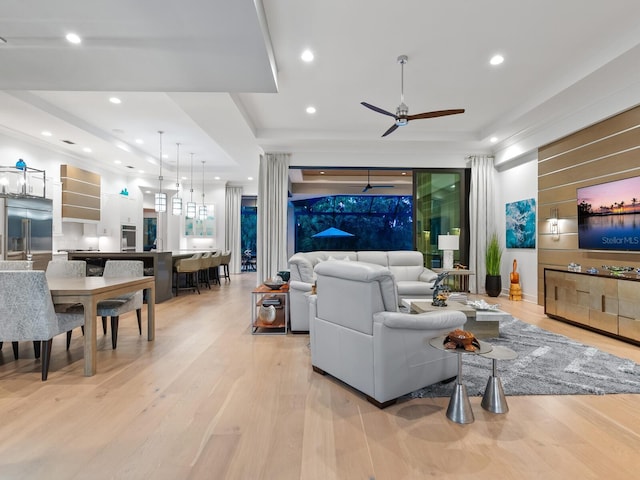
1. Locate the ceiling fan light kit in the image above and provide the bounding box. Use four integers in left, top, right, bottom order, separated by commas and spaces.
361, 54, 465, 137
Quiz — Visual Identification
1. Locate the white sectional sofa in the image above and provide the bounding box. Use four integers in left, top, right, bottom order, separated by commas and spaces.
288, 250, 438, 332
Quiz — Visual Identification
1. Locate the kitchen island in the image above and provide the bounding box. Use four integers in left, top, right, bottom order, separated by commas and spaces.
68, 251, 174, 302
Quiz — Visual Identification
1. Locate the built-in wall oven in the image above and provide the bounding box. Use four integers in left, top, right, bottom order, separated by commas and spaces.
121, 225, 136, 251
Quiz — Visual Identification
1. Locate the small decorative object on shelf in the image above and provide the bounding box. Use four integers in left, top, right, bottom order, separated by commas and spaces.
263, 277, 284, 290
258, 305, 276, 324
15, 158, 27, 170
586, 267, 599, 274
602, 265, 633, 276
568, 263, 581, 272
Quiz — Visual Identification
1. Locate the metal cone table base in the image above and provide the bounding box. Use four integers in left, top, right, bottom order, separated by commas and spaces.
481, 375, 509, 414
446, 384, 474, 424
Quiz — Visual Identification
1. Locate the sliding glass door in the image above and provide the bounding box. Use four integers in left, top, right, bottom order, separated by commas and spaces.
413, 169, 470, 269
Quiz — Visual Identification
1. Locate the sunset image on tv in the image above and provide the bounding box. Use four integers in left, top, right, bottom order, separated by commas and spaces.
577, 176, 640, 251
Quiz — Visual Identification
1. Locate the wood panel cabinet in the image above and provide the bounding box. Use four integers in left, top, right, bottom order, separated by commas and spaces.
544, 268, 640, 344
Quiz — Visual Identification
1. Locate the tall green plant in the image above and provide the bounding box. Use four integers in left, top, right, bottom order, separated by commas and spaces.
485, 233, 503, 276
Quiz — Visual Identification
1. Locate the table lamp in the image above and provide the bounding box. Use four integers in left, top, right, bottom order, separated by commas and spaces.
438, 234, 459, 270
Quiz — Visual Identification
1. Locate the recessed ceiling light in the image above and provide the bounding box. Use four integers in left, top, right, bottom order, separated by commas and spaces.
114, 160, 122, 165
402, 172, 407, 175
109, 97, 121, 104
139, 170, 144, 174
214, 176, 221, 180
41, 131, 52, 137
145, 190, 151, 194
248, 177, 254, 181
135, 138, 144, 144
83, 147, 92, 153
301, 49, 314, 62
65, 33, 82, 44
490, 136, 498, 143
306, 106, 316, 114
320, 171, 325, 175
181, 176, 188, 180
490, 54, 504, 66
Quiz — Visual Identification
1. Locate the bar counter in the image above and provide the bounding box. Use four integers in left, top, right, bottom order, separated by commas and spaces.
67, 251, 217, 303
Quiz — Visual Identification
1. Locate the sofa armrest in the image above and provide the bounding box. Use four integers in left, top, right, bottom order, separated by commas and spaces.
419, 268, 438, 283
374, 310, 466, 330
290, 280, 313, 292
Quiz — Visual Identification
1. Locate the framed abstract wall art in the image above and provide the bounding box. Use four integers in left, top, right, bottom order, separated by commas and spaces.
505, 198, 536, 248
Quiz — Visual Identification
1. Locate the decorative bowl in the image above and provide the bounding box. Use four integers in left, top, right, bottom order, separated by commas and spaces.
467, 300, 500, 311
263, 279, 284, 290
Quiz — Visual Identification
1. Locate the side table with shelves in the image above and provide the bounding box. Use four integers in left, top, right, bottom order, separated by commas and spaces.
251, 284, 289, 335
433, 268, 474, 293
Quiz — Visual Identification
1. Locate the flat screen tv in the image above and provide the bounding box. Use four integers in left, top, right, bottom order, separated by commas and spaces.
577, 176, 640, 251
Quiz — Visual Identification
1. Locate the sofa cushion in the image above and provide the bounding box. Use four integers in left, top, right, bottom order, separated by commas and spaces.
355, 251, 389, 267
396, 280, 433, 296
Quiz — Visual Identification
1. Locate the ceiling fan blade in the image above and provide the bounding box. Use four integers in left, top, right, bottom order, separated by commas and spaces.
362, 184, 372, 193
407, 109, 465, 121
381, 124, 399, 137
361, 102, 397, 118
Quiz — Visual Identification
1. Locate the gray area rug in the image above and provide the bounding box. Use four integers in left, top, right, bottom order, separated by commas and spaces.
409, 316, 640, 398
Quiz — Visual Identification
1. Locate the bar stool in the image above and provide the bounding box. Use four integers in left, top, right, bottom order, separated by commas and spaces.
199, 252, 212, 289
219, 251, 231, 282
208, 252, 222, 285
173, 255, 201, 296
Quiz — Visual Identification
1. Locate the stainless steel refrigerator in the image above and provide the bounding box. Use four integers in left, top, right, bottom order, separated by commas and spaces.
0, 197, 53, 270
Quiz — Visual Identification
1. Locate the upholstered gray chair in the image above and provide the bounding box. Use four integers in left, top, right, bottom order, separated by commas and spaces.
208, 252, 222, 285
46, 260, 87, 350
310, 260, 467, 408
0, 270, 85, 380
96, 260, 144, 349
199, 252, 213, 289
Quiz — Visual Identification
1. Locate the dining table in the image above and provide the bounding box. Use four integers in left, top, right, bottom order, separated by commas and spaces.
47, 276, 156, 376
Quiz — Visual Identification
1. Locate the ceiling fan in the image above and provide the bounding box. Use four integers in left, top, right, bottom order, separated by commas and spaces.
361, 55, 465, 137
362, 170, 395, 192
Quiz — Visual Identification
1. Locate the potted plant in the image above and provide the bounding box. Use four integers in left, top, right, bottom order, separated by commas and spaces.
485, 232, 503, 297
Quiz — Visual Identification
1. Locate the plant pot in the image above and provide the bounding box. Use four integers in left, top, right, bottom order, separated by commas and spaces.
485, 275, 502, 297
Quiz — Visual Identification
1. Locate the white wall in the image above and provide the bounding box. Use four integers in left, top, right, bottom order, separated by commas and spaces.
495, 158, 538, 302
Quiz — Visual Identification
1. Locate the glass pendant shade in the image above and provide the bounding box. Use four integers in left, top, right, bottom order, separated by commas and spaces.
154, 192, 167, 213
172, 196, 182, 215
198, 204, 208, 220
186, 201, 197, 219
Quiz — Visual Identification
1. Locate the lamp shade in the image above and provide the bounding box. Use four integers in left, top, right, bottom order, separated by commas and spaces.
186, 201, 197, 219
154, 192, 167, 213
438, 234, 459, 251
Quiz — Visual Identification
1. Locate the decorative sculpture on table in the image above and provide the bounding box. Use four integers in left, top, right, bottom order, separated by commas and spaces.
431, 271, 450, 307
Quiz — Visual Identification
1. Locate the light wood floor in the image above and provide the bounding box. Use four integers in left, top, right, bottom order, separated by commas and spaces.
1, 273, 639, 480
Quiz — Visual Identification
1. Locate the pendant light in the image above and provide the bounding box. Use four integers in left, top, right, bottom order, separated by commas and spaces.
172, 142, 182, 215
154, 130, 167, 212
186, 153, 197, 218
199, 160, 208, 220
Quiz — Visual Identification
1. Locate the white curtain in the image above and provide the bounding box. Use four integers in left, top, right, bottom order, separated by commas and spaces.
469, 155, 496, 293
225, 186, 243, 274
257, 153, 290, 285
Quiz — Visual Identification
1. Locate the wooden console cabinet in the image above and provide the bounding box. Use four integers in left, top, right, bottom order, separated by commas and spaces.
544, 268, 640, 345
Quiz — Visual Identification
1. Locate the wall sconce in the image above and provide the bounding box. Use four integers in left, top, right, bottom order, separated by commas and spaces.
549, 207, 559, 238
438, 233, 459, 270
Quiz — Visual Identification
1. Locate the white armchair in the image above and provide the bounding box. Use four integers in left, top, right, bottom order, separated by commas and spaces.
310, 260, 466, 408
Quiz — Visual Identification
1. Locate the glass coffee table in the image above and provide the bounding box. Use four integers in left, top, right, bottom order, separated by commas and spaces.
429, 336, 493, 424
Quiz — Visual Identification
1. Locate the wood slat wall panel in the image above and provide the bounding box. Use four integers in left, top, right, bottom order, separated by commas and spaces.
61, 191, 101, 210
537, 105, 640, 305
538, 149, 640, 190
538, 128, 640, 176
61, 205, 100, 221
60, 164, 101, 221
539, 107, 640, 160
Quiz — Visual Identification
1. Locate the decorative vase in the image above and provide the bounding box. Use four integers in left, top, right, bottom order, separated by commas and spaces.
485, 275, 502, 297
258, 305, 277, 324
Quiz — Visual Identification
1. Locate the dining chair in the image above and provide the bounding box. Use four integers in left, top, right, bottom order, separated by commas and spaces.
96, 260, 144, 349
0, 260, 37, 358
0, 270, 85, 380
46, 260, 87, 350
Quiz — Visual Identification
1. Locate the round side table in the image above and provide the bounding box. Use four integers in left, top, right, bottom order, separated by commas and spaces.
429, 336, 493, 424
479, 345, 517, 414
